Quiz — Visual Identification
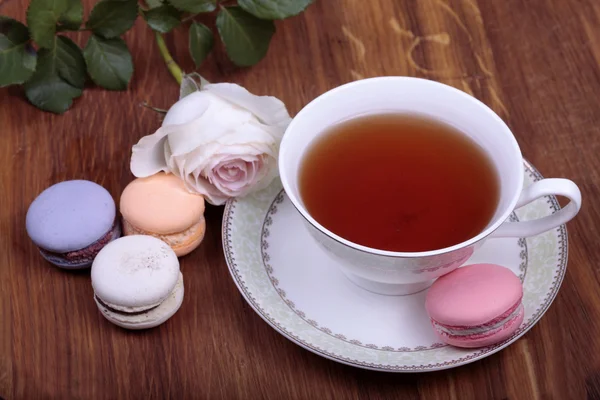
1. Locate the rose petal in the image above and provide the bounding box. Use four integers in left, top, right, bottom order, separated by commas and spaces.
248, 156, 278, 193
216, 161, 244, 183
130, 91, 212, 178
204, 83, 292, 128
162, 90, 212, 127
184, 171, 229, 205
218, 161, 248, 188
166, 97, 258, 157
130, 128, 170, 178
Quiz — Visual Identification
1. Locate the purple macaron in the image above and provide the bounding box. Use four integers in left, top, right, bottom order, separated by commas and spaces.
26, 180, 121, 269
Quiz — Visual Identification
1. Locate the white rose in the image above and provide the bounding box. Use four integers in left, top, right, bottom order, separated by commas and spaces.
130, 83, 292, 205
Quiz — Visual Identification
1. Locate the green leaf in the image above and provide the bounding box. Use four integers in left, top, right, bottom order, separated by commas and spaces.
54, 36, 86, 88
189, 22, 213, 68
24, 43, 82, 114
26, 0, 69, 48
15, 35, 85, 88
58, 0, 83, 30
0, 17, 37, 86
83, 34, 133, 90
216, 6, 274, 67
238, 0, 313, 20
167, 0, 216, 13
25, 74, 82, 114
143, 4, 181, 33
86, 0, 138, 38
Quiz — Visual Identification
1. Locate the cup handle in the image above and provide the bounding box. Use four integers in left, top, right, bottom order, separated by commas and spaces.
490, 178, 582, 238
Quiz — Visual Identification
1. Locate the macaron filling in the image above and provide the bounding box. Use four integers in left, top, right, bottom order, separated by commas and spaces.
39, 222, 121, 266
93, 273, 184, 325
122, 218, 205, 250
432, 302, 524, 337
94, 295, 160, 315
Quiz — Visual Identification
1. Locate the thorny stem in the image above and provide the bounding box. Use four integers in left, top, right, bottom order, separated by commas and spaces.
141, 101, 168, 114
154, 32, 183, 85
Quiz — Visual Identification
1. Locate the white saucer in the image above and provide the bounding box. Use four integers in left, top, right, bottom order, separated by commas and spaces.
222, 160, 568, 372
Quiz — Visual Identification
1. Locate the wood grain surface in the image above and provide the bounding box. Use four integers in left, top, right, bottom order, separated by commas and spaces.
2, 0, 600, 398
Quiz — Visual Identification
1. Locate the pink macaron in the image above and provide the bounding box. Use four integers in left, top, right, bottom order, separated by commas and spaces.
425, 263, 524, 348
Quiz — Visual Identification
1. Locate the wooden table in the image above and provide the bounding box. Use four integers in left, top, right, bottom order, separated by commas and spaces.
2, 0, 600, 398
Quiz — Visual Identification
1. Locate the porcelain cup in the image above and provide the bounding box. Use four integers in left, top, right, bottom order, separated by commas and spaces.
278, 77, 581, 295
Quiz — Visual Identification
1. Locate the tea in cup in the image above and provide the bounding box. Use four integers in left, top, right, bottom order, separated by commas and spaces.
279, 77, 581, 295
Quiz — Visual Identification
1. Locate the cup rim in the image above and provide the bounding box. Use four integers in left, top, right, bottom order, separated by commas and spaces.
279, 76, 524, 258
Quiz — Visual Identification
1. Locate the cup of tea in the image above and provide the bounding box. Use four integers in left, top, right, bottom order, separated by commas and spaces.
278, 77, 582, 295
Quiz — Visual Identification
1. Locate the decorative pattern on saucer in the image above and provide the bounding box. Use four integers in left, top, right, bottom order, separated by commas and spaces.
259, 193, 528, 352
223, 160, 567, 372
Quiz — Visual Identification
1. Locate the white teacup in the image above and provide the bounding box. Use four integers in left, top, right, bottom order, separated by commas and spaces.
278, 77, 581, 295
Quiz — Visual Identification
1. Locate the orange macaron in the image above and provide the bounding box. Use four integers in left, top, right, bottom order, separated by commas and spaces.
120, 172, 206, 257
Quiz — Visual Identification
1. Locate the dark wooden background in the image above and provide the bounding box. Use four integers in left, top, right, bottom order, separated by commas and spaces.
2, 0, 600, 398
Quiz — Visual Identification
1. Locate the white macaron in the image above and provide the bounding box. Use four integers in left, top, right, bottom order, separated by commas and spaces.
91, 235, 184, 329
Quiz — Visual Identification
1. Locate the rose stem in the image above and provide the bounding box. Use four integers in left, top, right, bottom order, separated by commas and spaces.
140, 101, 168, 114
154, 32, 183, 85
